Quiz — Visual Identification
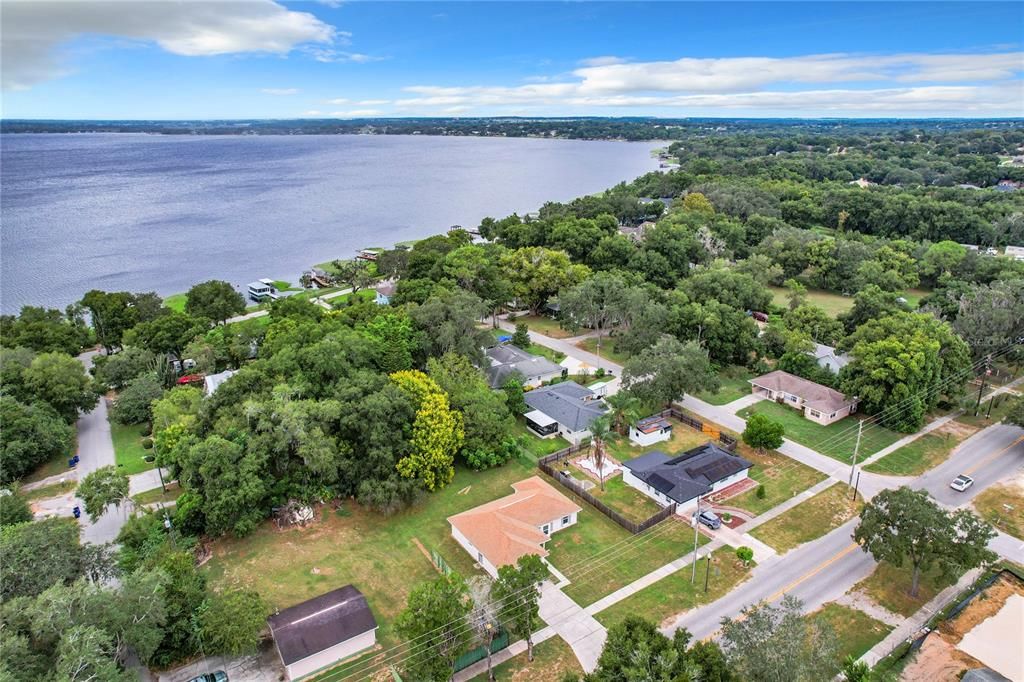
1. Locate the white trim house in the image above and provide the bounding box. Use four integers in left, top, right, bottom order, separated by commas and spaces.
523, 381, 608, 445
622, 444, 753, 514
749, 370, 858, 426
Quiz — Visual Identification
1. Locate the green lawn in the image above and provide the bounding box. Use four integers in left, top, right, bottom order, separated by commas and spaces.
973, 482, 1024, 539
696, 366, 755, 405
164, 293, 187, 313
594, 546, 755, 629
855, 562, 958, 617
575, 337, 631, 367
328, 289, 376, 308
767, 286, 855, 317
545, 502, 698, 607
864, 431, 962, 476
132, 482, 182, 506
474, 635, 582, 682
737, 401, 902, 464
604, 419, 711, 465
509, 314, 576, 340
510, 420, 571, 462
206, 459, 540, 651
24, 434, 77, 483
564, 469, 663, 522
811, 603, 893, 663
749, 483, 862, 553
109, 422, 157, 475
727, 443, 827, 515
24, 480, 77, 501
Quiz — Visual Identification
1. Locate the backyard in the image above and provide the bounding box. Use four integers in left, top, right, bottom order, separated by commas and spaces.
109, 421, 157, 475
737, 400, 903, 463
749, 483, 862, 553
593, 546, 755, 628
811, 603, 893, 663
604, 419, 711, 465
695, 366, 755, 406
563, 468, 663, 523
510, 420, 571, 462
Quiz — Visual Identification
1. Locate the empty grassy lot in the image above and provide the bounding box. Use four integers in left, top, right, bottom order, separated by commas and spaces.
855, 562, 958, 618
109, 421, 156, 475
472, 635, 582, 682
737, 400, 902, 464
749, 483, 862, 553
973, 479, 1024, 540
594, 546, 755, 629
864, 428, 969, 476
575, 337, 631, 367
695, 366, 755, 406
205, 459, 539, 651
725, 443, 828, 516
811, 603, 893, 663
767, 286, 854, 317
509, 314, 576, 339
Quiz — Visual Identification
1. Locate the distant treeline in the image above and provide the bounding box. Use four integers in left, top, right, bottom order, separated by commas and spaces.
3, 117, 1022, 140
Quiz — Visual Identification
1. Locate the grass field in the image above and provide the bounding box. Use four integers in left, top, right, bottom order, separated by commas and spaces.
594, 546, 754, 629
164, 293, 187, 313
109, 421, 157, 475
575, 337, 631, 367
328, 289, 375, 307
695, 366, 755, 406
205, 459, 540, 651
855, 562, 958, 617
132, 482, 182, 506
24, 434, 77, 483
749, 483, 862, 553
472, 635, 582, 682
973, 480, 1024, 539
767, 286, 855, 317
811, 603, 893, 663
24, 479, 77, 501
545, 507, 699, 607
564, 469, 663, 522
737, 401, 902, 464
864, 431, 962, 476
509, 314, 576, 340
726, 444, 828, 516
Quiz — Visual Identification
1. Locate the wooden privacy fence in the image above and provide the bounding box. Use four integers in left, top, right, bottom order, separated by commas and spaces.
664, 406, 738, 451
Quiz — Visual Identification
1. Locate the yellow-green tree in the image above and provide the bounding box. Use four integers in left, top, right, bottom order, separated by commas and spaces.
390, 370, 464, 490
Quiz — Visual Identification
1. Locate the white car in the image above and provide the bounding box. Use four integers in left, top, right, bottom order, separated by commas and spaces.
949, 474, 974, 492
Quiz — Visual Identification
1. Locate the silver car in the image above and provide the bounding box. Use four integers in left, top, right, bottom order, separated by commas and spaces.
949, 474, 974, 492
188, 672, 227, 682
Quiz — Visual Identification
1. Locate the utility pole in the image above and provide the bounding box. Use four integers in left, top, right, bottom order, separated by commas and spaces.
849, 420, 863, 486
852, 471, 861, 502
975, 355, 992, 416
691, 496, 701, 583
986, 394, 996, 419
704, 555, 711, 593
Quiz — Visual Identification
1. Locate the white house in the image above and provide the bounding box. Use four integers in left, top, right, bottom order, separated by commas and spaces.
621, 444, 753, 514
629, 415, 673, 447
484, 343, 564, 389
247, 279, 274, 302
447, 477, 581, 578
203, 369, 237, 395
810, 343, 851, 375
268, 585, 378, 681
523, 381, 608, 445
749, 370, 858, 426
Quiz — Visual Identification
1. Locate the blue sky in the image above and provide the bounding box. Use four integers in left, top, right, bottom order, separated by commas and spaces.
2, 1, 1022, 119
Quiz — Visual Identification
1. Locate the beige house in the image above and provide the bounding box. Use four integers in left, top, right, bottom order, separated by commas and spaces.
750, 370, 858, 426
268, 585, 378, 680
448, 477, 581, 578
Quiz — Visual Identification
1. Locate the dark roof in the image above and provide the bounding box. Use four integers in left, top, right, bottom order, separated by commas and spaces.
484, 344, 563, 388
634, 415, 672, 434
961, 669, 1012, 682
623, 444, 753, 504
268, 585, 377, 666
524, 381, 607, 432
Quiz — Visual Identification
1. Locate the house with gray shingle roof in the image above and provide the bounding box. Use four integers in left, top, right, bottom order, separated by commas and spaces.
810, 343, 851, 374
484, 343, 564, 388
523, 381, 608, 445
622, 444, 753, 512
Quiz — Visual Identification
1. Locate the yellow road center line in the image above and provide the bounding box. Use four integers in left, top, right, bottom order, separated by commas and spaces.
963, 435, 1024, 476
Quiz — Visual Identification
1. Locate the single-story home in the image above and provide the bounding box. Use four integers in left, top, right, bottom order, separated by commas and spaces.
484, 343, 564, 388
268, 585, 378, 681
203, 369, 237, 395
523, 381, 608, 445
810, 343, 851, 374
448, 476, 581, 578
374, 281, 397, 305
749, 370, 858, 425
629, 415, 673, 447
622, 444, 753, 513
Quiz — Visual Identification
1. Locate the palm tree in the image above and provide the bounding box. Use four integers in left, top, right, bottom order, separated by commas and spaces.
606, 392, 642, 436
589, 416, 613, 491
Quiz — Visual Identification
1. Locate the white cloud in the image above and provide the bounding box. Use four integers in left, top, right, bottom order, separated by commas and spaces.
330, 109, 384, 117
261, 88, 300, 95
303, 110, 324, 116
357, 99, 390, 105
1, 0, 337, 89
327, 98, 350, 104
305, 48, 384, 63
578, 56, 627, 67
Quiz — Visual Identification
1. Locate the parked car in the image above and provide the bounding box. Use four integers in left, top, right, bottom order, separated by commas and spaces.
188, 672, 228, 682
949, 474, 974, 492
697, 510, 721, 530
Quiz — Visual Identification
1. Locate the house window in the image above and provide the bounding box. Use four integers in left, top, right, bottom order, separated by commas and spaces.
808, 410, 820, 418
542, 524, 550, 535
561, 516, 570, 525
787, 394, 798, 402
830, 412, 837, 418
477, 552, 483, 562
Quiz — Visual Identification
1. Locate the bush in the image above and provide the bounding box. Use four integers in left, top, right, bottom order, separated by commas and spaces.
742, 413, 785, 452
756, 484, 767, 500
736, 546, 754, 565
141, 437, 154, 450
0, 492, 32, 527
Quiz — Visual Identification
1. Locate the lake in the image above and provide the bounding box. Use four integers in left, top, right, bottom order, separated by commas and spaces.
0, 134, 660, 313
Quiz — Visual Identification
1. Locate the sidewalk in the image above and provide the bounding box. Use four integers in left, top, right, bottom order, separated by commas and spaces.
539, 582, 606, 673
859, 567, 984, 668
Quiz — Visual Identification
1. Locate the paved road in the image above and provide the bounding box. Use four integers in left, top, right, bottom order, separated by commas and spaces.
913, 422, 1024, 507
224, 286, 354, 324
